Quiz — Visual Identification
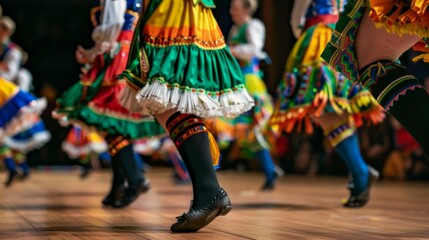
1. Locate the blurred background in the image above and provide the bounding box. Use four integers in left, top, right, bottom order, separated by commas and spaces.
2, 0, 429, 181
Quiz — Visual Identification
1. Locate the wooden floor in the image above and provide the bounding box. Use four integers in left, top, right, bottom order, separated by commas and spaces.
1, 168, 429, 239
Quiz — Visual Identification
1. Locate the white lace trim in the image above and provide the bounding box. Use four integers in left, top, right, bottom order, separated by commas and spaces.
119, 80, 254, 118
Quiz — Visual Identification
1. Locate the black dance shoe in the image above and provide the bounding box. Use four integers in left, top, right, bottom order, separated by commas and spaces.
19, 172, 30, 181
5, 170, 18, 188
170, 188, 232, 233
343, 166, 379, 208
112, 187, 140, 208
102, 185, 125, 207
261, 169, 280, 191
261, 181, 275, 191
80, 166, 91, 179
112, 179, 148, 208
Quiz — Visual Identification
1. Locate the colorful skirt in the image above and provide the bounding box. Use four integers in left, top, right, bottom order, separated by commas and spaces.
62, 126, 108, 159
271, 22, 384, 134
54, 31, 164, 139
322, 0, 429, 80
0, 78, 47, 139
119, 0, 254, 118
207, 72, 273, 150
3, 119, 51, 153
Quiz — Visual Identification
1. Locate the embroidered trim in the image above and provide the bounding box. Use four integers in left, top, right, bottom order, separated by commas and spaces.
170, 118, 204, 140
359, 61, 422, 110
107, 135, 131, 156
174, 125, 207, 147
167, 114, 193, 132
143, 35, 226, 49
325, 121, 355, 147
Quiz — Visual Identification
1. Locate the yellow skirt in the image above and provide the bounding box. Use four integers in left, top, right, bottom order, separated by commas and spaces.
143, 0, 225, 49
0, 78, 19, 106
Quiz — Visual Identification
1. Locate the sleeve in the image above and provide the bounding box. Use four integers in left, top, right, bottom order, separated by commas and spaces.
290, 0, 312, 38
91, 0, 127, 46
0, 48, 22, 81
17, 68, 33, 92
229, 19, 267, 61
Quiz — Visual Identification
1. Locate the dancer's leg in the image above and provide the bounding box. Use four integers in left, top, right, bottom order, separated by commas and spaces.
314, 113, 378, 207
255, 148, 276, 191
106, 135, 146, 208
156, 110, 231, 232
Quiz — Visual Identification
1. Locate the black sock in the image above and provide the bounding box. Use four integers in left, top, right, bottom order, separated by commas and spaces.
359, 61, 429, 157
117, 144, 143, 187
107, 154, 125, 197
107, 135, 143, 187
166, 112, 221, 210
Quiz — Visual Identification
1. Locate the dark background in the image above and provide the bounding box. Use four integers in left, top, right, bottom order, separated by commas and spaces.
0, 0, 294, 165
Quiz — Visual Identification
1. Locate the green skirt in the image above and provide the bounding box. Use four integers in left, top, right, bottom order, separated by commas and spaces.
118, 0, 254, 118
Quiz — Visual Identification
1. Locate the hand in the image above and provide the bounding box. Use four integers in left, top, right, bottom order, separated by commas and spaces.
79, 65, 90, 79
229, 47, 237, 57
75, 45, 95, 64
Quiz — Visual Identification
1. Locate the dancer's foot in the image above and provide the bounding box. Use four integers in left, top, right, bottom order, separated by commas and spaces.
102, 185, 125, 207
5, 170, 18, 188
343, 166, 379, 208
261, 181, 275, 191
80, 166, 91, 179
261, 169, 279, 191
170, 188, 232, 233
112, 179, 146, 208
19, 172, 30, 181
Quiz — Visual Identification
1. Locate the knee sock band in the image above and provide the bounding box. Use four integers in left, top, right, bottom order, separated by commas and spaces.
166, 113, 220, 167
106, 135, 131, 156
359, 60, 423, 111
324, 119, 355, 148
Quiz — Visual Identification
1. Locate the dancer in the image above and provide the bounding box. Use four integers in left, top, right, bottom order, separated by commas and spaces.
118, 0, 254, 232
62, 125, 108, 179
0, 16, 50, 186
2, 120, 51, 186
0, 77, 47, 185
210, 0, 277, 191
270, 0, 385, 207
0, 17, 46, 138
322, 0, 429, 159
53, 0, 164, 208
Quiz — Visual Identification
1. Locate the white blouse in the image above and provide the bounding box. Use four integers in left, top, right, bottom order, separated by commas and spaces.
0, 46, 22, 81
229, 19, 268, 62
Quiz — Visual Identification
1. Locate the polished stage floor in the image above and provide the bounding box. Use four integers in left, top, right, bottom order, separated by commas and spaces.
1, 168, 429, 239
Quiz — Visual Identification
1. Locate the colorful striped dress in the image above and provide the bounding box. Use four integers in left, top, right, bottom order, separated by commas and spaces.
119, 0, 254, 118
54, 0, 164, 139
0, 78, 46, 140
270, 0, 384, 136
